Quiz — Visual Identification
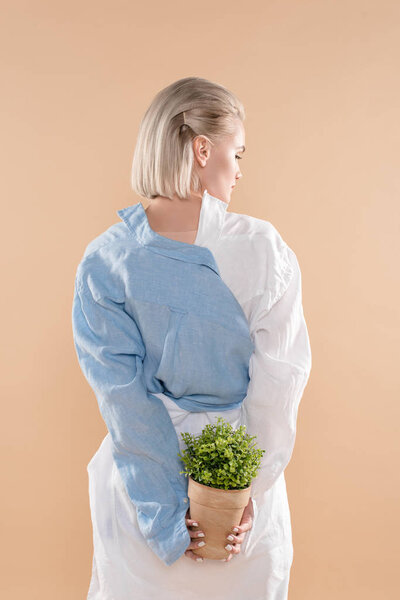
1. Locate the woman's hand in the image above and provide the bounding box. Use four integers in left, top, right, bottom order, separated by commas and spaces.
183, 496, 254, 563
222, 495, 254, 562
184, 506, 207, 562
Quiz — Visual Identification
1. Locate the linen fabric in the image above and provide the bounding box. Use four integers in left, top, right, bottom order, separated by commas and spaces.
71, 189, 312, 599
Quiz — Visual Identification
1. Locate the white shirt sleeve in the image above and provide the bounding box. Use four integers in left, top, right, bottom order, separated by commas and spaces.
241, 245, 312, 501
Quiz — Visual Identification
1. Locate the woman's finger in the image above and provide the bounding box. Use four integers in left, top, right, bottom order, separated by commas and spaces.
229, 496, 254, 536
229, 518, 252, 536
184, 549, 204, 563
224, 541, 241, 555
230, 543, 241, 555
187, 538, 207, 552
221, 550, 234, 562
189, 529, 205, 540
226, 531, 246, 545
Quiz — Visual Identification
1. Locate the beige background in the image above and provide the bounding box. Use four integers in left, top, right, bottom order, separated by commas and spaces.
1, 1, 399, 598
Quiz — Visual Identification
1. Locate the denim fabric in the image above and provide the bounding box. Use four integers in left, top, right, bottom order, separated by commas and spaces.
72, 190, 255, 566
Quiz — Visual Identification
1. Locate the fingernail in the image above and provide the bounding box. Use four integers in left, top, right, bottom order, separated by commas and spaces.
226, 534, 234, 541
192, 522, 198, 527
198, 541, 206, 547
196, 557, 203, 562
232, 527, 239, 533
225, 544, 233, 551
197, 532, 205, 537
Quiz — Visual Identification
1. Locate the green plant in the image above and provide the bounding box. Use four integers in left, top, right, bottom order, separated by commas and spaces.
178, 416, 266, 490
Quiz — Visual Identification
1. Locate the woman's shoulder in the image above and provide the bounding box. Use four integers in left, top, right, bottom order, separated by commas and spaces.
225, 209, 287, 246
223, 210, 296, 310
224, 209, 293, 264
74, 220, 141, 296
80, 221, 131, 261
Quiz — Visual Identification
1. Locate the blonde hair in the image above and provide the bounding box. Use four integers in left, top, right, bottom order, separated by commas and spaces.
131, 77, 245, 200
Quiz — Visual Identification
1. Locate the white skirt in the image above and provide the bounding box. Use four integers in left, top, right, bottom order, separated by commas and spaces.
86, 392, 294, 600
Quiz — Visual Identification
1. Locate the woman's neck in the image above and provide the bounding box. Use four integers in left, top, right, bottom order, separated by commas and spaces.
145, 195, 201, 233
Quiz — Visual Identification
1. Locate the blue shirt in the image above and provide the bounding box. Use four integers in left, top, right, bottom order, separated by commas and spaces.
71, 190, 255, 566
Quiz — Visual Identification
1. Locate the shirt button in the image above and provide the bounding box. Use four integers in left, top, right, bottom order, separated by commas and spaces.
183, 497, 188, 503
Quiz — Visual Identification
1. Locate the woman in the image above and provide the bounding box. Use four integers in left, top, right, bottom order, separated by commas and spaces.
72, 76, 312, 600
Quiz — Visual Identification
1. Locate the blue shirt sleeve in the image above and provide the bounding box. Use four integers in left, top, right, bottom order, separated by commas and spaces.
71, 273, 191, 567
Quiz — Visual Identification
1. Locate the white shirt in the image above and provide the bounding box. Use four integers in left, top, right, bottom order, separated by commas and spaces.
84, 189, 312, 600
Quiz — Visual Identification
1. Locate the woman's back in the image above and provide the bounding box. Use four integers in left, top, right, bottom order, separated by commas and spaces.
72, 188, 312, 598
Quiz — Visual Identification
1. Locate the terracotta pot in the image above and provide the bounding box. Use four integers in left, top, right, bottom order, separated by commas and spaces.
187, 475, 252, 560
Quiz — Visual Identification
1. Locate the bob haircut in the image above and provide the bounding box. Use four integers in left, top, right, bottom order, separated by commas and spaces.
131, 76, 245, 200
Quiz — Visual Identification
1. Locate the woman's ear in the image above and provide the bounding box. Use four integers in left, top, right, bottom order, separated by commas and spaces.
192, 135, 211, 167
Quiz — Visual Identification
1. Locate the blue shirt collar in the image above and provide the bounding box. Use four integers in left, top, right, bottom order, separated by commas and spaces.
116, 189, 228, 275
